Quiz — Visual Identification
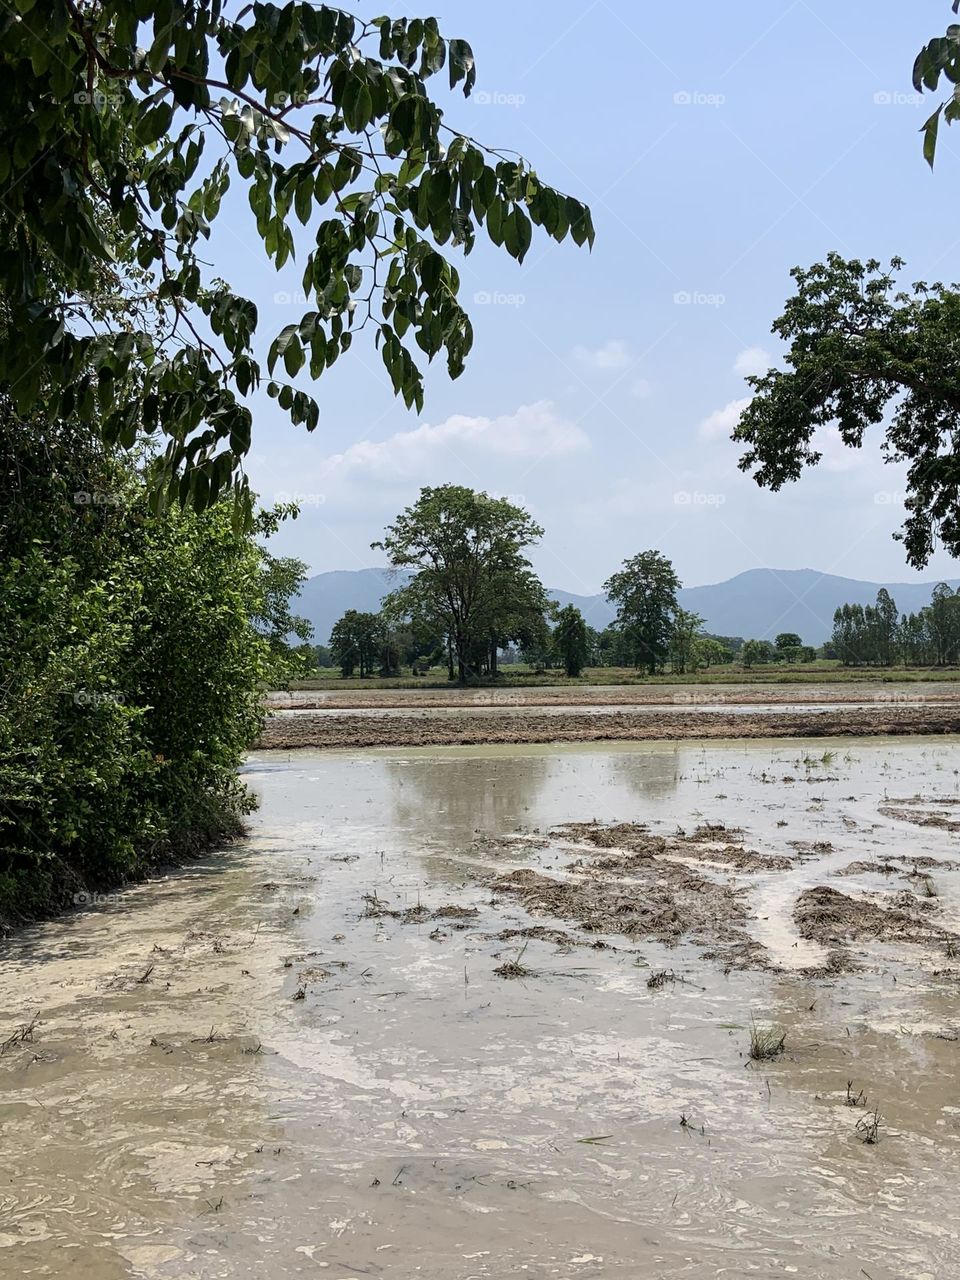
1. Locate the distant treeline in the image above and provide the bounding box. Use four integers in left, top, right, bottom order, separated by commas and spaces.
829, 586, 960, 667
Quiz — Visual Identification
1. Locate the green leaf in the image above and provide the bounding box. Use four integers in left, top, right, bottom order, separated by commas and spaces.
922, 104, 944, 168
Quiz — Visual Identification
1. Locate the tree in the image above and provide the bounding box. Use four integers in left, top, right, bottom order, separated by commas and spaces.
376, 485, 545, 682
553, 605, 589, 678
0, 4, 593, 524
873, 588, 899, 667
252, 524, 313, 661
693, 636, 732, 669
329, 608, 381, 677
603, 551, 680, 675
596, 625, 632, 667
741, 639, 774, 668
927, 584, 960, 665
775, 633, 803, 652
733, 254, 960, 567
669, 608, 704, 675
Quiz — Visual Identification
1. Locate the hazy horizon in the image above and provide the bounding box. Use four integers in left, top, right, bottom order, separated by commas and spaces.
298, 561, 960, 594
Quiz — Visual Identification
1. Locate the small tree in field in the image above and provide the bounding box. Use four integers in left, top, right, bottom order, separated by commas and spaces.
775, 633, 803, 652
330, 609, 381, 678
669, 608, 705, 675
553, 605, 589, 678
603, 551, 680, 675
741, 639, 771, 669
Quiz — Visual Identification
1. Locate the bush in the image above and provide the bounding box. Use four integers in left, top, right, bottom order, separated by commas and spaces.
0, 410, 290, 928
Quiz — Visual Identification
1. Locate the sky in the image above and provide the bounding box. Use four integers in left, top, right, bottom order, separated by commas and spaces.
210, 1, 960, 593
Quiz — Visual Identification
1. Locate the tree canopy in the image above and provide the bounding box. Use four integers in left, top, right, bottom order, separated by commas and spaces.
553, 604, 588, 678
603, 550, 681, 675
0, 1, 593, 527
733, 254, 960, 568
330, 608, 382, 678
375, 484, 545, 682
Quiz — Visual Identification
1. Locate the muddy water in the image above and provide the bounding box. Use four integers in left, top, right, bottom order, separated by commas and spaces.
2, 739, 960, 1279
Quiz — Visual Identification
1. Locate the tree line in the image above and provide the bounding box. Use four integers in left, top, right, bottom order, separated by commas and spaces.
320, 486, 739, 681
319, 488, 960, 681
830, 586, 960, 667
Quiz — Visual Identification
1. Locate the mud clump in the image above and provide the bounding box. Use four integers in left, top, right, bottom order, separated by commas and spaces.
835, 859, 900, 877
879, 799, 960, 833
793, 885, 960, 958
362, 894, 479, 925
560, 820, 792, 873
494, 924, 612, 951
491, 862, 764, 970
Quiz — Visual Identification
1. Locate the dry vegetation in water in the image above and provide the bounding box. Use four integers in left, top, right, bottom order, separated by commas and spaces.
467, 808, 960, 975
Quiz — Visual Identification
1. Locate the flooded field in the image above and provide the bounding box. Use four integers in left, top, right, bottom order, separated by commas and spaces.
2, 738, 960, 1278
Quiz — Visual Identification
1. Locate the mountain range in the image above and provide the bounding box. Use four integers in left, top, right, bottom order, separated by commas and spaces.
296, 566, 960, 647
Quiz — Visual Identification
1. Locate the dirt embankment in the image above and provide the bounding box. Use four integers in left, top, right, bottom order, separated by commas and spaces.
267, 682, 960, 711
256, 703, 960, 749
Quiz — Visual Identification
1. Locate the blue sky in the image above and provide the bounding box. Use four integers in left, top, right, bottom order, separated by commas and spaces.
213, 1, 960, 592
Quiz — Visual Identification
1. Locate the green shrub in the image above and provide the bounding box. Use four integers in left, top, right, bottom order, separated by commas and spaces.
0, 410, 294, 928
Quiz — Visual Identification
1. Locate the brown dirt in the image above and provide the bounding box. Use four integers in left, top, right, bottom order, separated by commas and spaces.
556, 819, 794, 873
493, 924, 615, 951
463, 809, 960, 975
879, 800, 960, 832
488, 825, 768, 970
267, 684, 960, 711
255, 704, 960, 749
793, 885, 960, 953
361, 895, 479, 925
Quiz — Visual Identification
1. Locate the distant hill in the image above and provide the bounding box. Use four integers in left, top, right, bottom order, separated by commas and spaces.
677, 568, 960, 645
296, 565, 960, 646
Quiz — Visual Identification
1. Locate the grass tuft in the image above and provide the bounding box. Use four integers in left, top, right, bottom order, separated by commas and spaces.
748, 1018, 786, 1061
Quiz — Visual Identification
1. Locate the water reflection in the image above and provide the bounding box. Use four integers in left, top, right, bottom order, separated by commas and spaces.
384, 751, 550, 841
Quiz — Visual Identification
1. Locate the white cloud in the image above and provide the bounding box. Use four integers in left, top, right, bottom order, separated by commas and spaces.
698, 396, 751, 441
319, 400, 589, 480
812, 425, 868, 474
573, 339, 632, 371
733, 346, 772, 378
